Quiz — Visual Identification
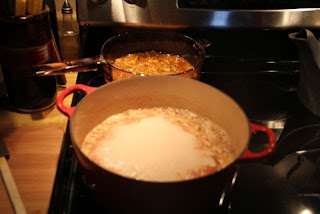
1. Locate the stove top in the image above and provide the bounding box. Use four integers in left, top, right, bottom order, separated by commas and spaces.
48, 56, 320, 214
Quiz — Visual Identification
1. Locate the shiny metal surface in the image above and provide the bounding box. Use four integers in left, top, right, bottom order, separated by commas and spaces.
78, 0, 320, 29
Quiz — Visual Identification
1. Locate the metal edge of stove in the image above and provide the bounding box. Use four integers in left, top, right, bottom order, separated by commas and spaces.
48, 124, 78, 214
77, 0, 320, 29
48, 74, 87, 214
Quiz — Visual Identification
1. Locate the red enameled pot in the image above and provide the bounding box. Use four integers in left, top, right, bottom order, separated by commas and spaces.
57, 76, 276, 213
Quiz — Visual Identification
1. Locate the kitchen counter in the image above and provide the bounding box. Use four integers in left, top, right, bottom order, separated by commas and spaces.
0, 73, 77, 214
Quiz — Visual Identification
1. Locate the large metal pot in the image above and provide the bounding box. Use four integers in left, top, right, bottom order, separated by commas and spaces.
57, 76, 276, 213
34, 31, 207, 81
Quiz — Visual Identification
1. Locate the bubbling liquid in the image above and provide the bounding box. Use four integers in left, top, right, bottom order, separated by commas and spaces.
82, 107, 235, 182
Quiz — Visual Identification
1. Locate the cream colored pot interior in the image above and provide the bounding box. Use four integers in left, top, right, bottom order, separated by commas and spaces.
70, 76, 250, 161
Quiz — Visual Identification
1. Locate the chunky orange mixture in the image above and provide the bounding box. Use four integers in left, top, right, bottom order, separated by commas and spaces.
113, 50, 194, 76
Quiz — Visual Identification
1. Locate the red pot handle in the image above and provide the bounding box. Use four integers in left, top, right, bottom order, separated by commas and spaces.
241, 123, 276, 159
57, 84, 97, 117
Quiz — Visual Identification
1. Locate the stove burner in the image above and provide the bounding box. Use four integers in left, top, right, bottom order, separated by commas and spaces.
273, 124, 320, 159
271, 124, 320, 213
87, 74, 106, 87
228, 124, 320, 213
220, 79, 297, 127
228, 163, 307, 214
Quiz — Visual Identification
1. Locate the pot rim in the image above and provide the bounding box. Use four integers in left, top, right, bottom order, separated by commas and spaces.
69, 76, 251, 184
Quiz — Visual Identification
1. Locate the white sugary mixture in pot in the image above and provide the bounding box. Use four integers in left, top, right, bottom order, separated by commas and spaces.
81, 107, 235, 182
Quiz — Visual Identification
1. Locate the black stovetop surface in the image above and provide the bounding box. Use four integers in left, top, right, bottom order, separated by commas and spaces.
48, 57, 320, 214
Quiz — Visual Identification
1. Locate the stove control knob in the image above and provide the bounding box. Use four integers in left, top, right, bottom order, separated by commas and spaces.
124, 0, 138, 4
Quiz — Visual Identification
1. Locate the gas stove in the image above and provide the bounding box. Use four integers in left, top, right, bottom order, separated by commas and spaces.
48, 54, 320, 214
46, 8, 320, 210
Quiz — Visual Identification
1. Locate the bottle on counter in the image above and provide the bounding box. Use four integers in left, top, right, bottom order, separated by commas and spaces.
59, 0, 80, 60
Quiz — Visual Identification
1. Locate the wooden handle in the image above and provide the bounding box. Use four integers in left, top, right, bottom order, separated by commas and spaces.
26, 0, 43, 15
15, 0, 27, 16
0, 157, 27, 214
51, 30, 67, 86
